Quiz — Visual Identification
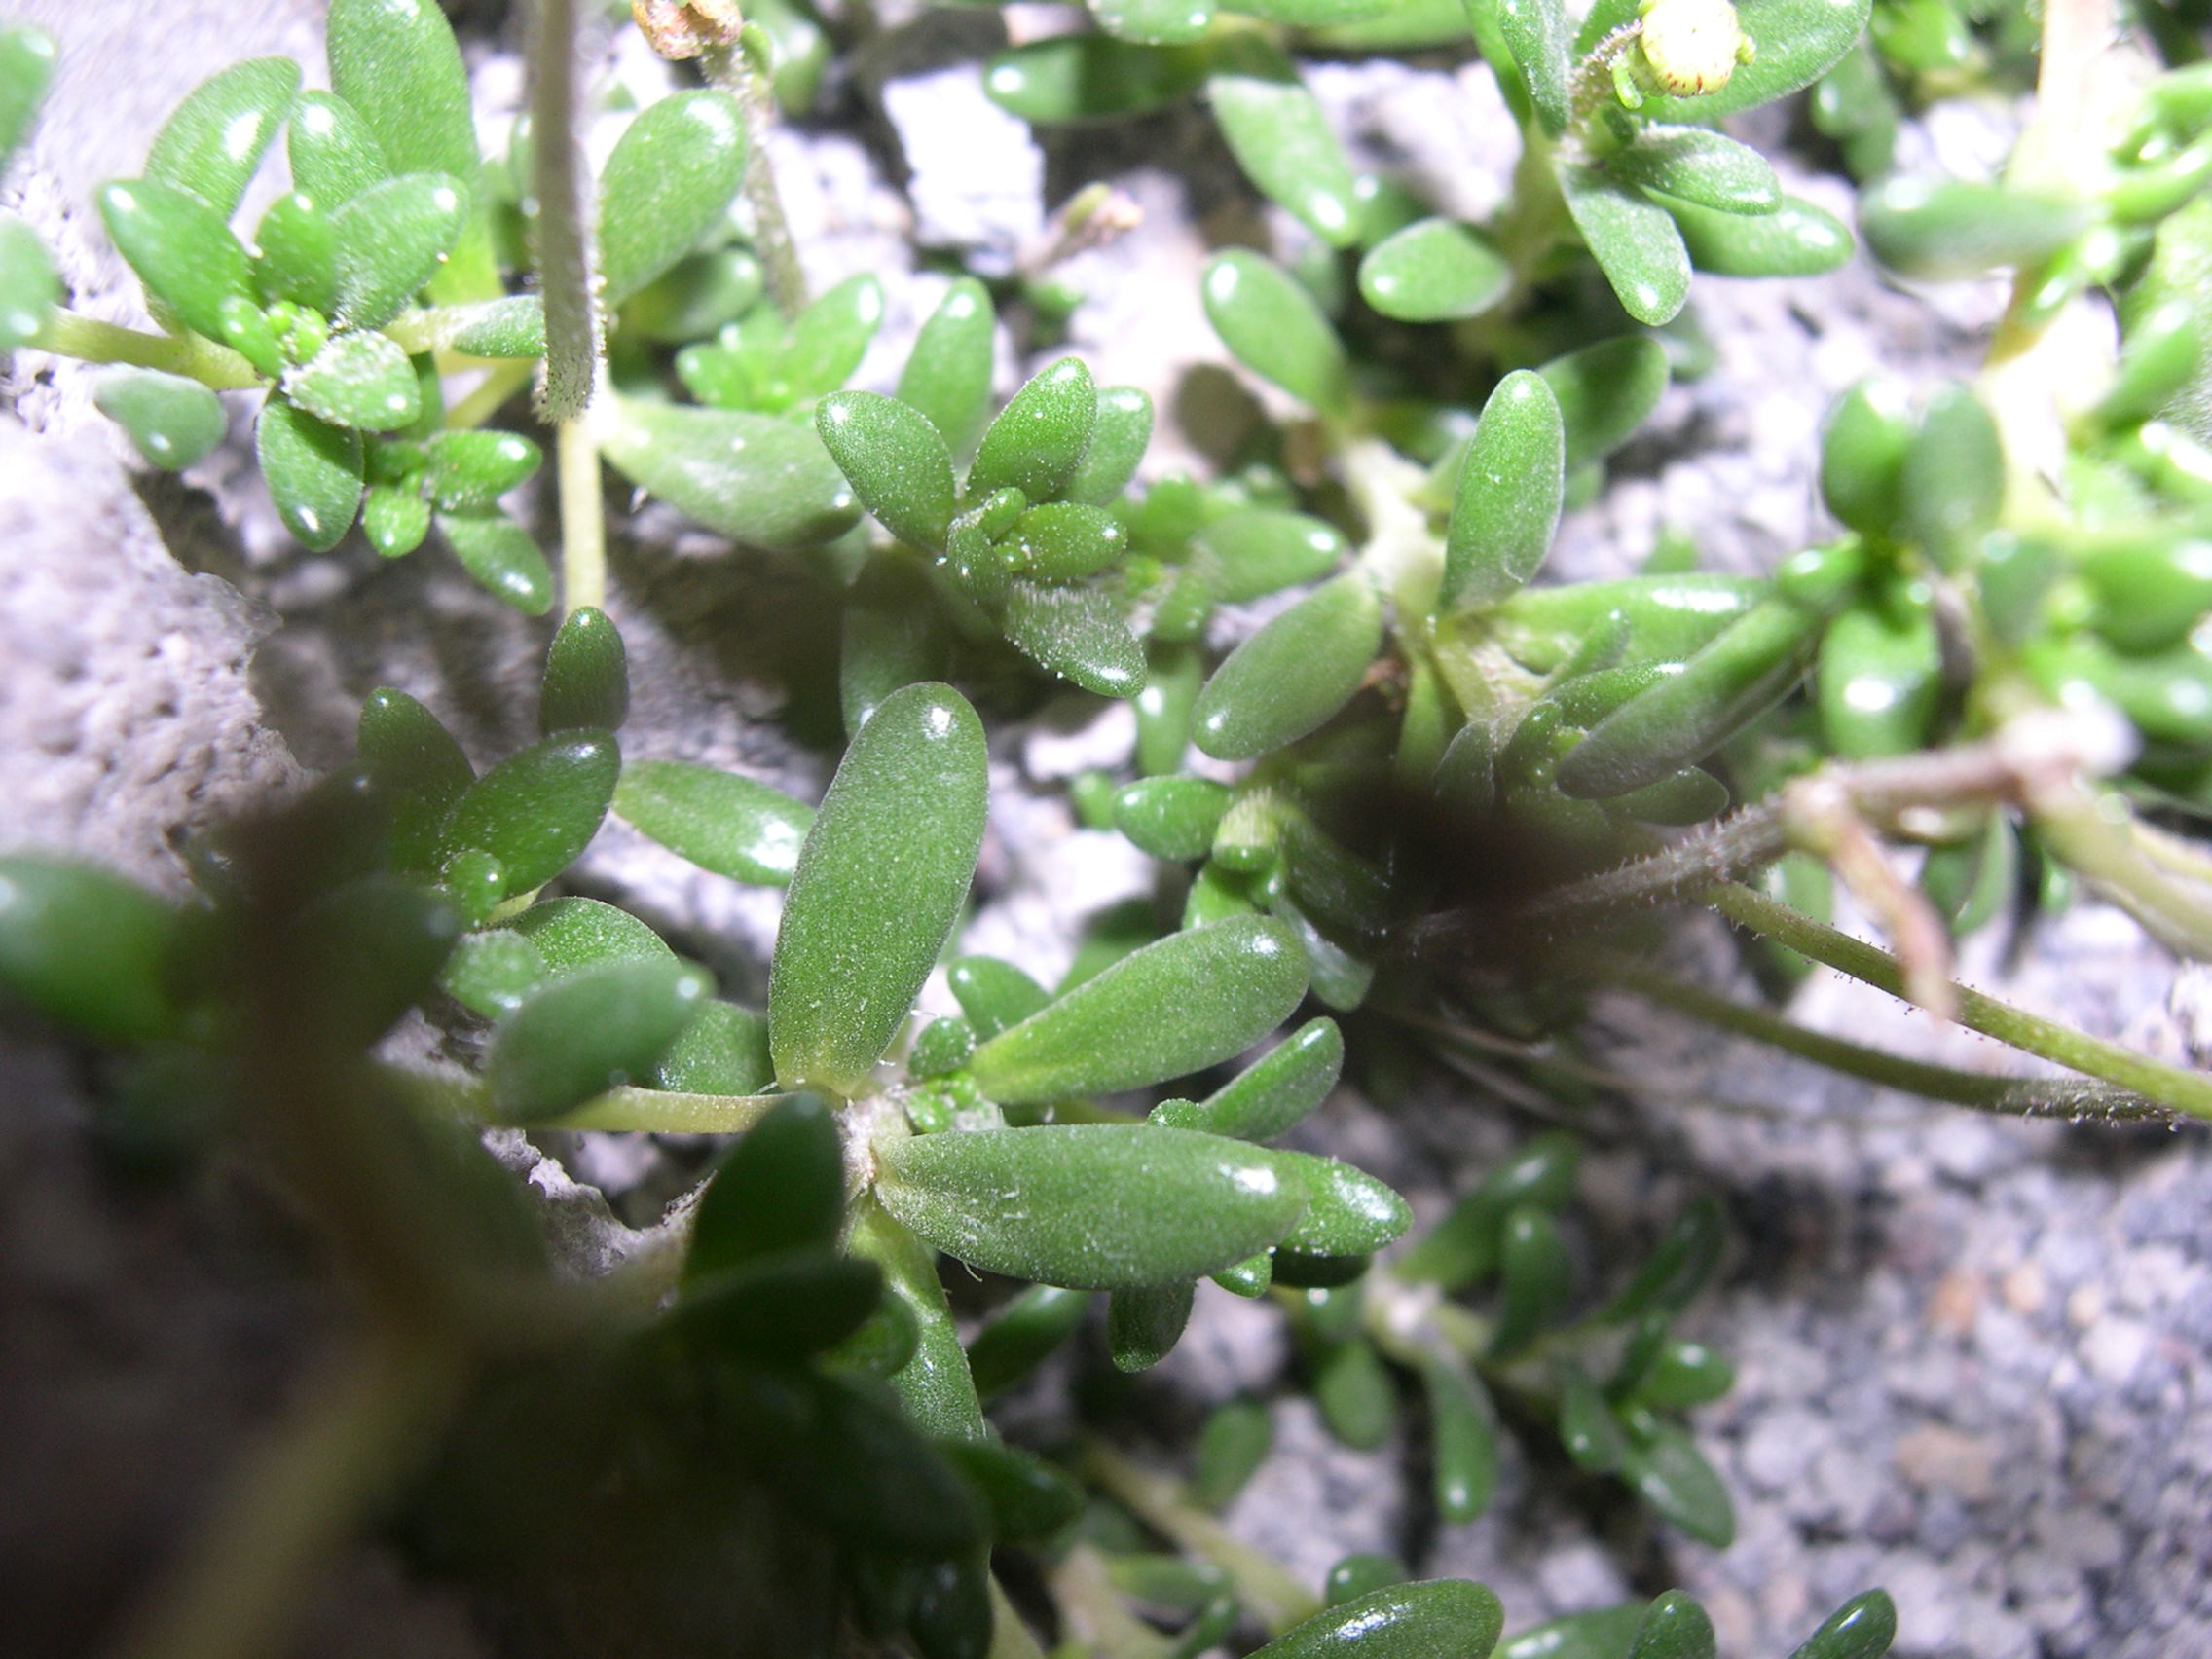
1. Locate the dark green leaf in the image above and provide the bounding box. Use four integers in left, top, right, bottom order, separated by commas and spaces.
1271, 1149, 1412, 1256
1202, 248, 1353, 416
285, 874, 460, 1046
1109, 1279, 1196, 1371
98, 178, 255, 343
286, 91, 388, 210
687, 1092, 843, 1278
508, 896, 670, 975
620, 247, 762, 344
1313, 1332, 1395, 1448
964, 1280, 1090, 1399
945, 956, 1051, 1042
1442, 370, 1565, 609
1357, 217, 1509, 321
1113, 776, 1232, 861
539, 606, 629, 734
897, 277, 997, 456
1900, 383, 2003, 569
983, 38, 1209, 127
445, 295, 547, 357
1206, 36, 1361, 247
257, 396, 363, 552
846, 1203, 989, 1442
145, 57, 298, 218
438, 730, 620, 897
1596, 1198, 1724, 1321
1491, 1204, 1573, 1356
1785, 1591, 1897, 1659
1627, 1592, 1716, 1659
423, 429, 542, 511
874, 1124, 1308, 1288
283, 329, 421, 430
0, 214, 57, 350
908, 1555, 993, 1659
968, 356, 1096, 504
1002, 581, 1147, 698
1628, 1339, 1735, 1410
1494, 0, 1571, 133
600, 395, 859, 553
655, 999, 774, 1094
598, 91, 746, 306
486, 957, 709, 1123
1859, 175, 2090, 279
253, 192, 338, 312
1562, 165, 1692, 326
769, 683, 987, 1094
1065, 386, 1153, 505
1194, 572, 1381, 759
0, 857, 178, 1044
1154, 1015, 1342, 1141
1607, 126, 1779, 214
818, 389, 957, 550
941, 1440, 1084, 1542
1668, 193, 1853, 276
675, 1247, 883, 1362
436, 512, 552, 614
1325, 1554, 1408, 1608
968, 915, 1309, 1103
1419, 1347, 1500, 1523
94, 370, 227, 470
1538, 334, 1670, 469
1193, 1397, 1272, 1509
437, 928, 545, 1018
1617, 1412, 1734, 1546
1250, 1581, 1504, 1659
357, 685, 471, 874
1498, 1605, 1648, 1659
1557, 1362, 1630, 1473
2081, 530, 2212, 653
1816, 596, 1939, 758
329, 171, 468, 328
1013, 501, 1130, 581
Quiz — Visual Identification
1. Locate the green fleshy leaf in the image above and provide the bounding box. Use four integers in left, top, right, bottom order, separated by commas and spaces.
1493, 0, 1571, 134
1194, 572, 1381, 759
1192, 509, 1347, 602
1357, 217, 1509, 322
2081, 530, 2212, 654
1202, 248, 1353, 416
1900, 383, 2003, 570
1537, 334, 1669, 469
964, 1280, 1090, 1400
655, 999, 774, 1094
1207, 36, 1361, 248
285, 875, 461, 1045
539, 607, 629, 735
1002, 581, 1147, 698
1065, 386, 1154, 505
329, 171, 468, 328
1109, 1279, 1197, 1371
1558, 1362, 1630, 1472
1785, 1592, 1897, 1659
1442, 370, 1565, 609
438, 730, 620, 898
1595, 1197, 1724, 1322
94, 371, 227, 470
1476, 572, 1762, 672
446, 295, 547, 358
422, 429, 541, 511
1607, 126, 1779, 214
873, 1124, 1308, 1288
941, 1440, 1085, 1542
1112, 776, 1232, 862
1192, 1397, 1272, 1509
621, 247, 763, 344
287, 91, 389, 210
98, 177, 256, 343
598, 90, 746, 306
1617, 1411, 1734, 1545
1153, 1015, 1342, 1141
0, 857, 179, 1045
897, 277, 997, 457
1219, 0, 1396, 21
1819, 378, 1913, 536
1561, 165, 1692, 326
145, 57, 299, 218
1859, 175, 2090, 279
1271, 1149, 1411, 1256
613, 758, 812, 886
1137, 642, 1202, 774
1491, 1204, 1573, 1356
967, 915, 1309, 1103
283, 329, 421, 430
1095, 0, 1216, 42
600, 395, 859, 553
769, 683, 986, 1094
357, 685, 472, 874
687, 1093, 843, 1278
779, 273, 884, 404
0, 27, 56, 163
1498, 1605, 1650, 1659
1627, 1592, 1716, 1659
437, 928, 546, 1018
841, 555, 949, 738
1419, 1347, 1500, 1522
1313, 1331, 1394, 1448
0, 214, 57, 349
983, 38, 1209, 126
946, 956, 1051, 1041
325, 0, 480, 198
818, 389, 957, 550
1594, 0, 1870, 121
1012, 501, 1130, 581
1628, 1339, 1735, 1410
848, 1203, 990, 1440
1668, 192, 1853, 276
1325, 1555, 1408, 1609
257, 395, 363, 552
435, 512, 553, 614
486, 958, 709, 1124
252, 192, 338, 312
1250, 1582, 1504, 1659
1816, 596, 1939, 759
968, 356, 1096, 504
674, 1248, 883, 1363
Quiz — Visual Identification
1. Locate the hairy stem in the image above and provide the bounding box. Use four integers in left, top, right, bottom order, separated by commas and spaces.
703, 39, 806, 319
528, 0, 599, 421
1709, 882, 2212, 1121
33, 311, 263, 389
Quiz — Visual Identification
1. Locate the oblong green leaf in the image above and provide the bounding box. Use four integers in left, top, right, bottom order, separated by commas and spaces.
675, 1248, 883, 1363
257, 395, 363, 552
1065, 386, 1153, 505
946, 955, 1051, 1041
357, 685, 472, 874
1627, 1591, 1716, 1659
326, 0, 479, 192
423, 429, 542, 511
687, 1092, 844, 1279
446, 295, 547, 358
1194, 572, 1382, 759
284, 329, 421, 430
984, 37, 1210, 126
1250, 1581, 1504, 1659
1562, 166, 1692, 326
1495, 0, 1571, 134
1192, 1398, 1272, 1510
252, 191, 338, 312
438, 730, 620, 897
848, 1202, 990, 1441
1192, 509, 1347, 602
967, 915, 1309, 1103
897, 277, 997, 457
1271, 1149, 1411, 1256
1113, 776, 1232, 861
1819, 378, 1913, 537
0, 214, 58, 350
1109, 1279, 1196, 1371
873, 1124, 1308, 1288
1419, 1347, 1500, 1523
1202, 248, 1353, 416
1859, 175, 2090, 280
98, 178, 255, 344
598, 90, 746, 306
1443, 370, 1565, 609
1002, 581, 1147, 698
1313, 1331, 1394, 1449
329, 170, 468, 328
0, 27, 56, 162
1491, 1204, 1573, 1356
1668, 193, 1853, 276
539, 607, 629, 735
1617, 1412, 1734, 1546
1785, 1591, 1897, 1659
486, 958, 709, 1123
1153, 1015, 1342, 1141
964, 1280, 1090, 1400
1207, 37, 1362, 247
507, 895, 668, 977
435, 513, 552, 614
145, 57, 299, 218
655, 999, 773, 1094
1095, 0, 1216, 43
1606, 126, 1779, 214
613, 758, 812, 886
287, 91, 388, 210
819, 390, 957, 550
1900, 383, 2002, 570
601, 395, 859, 553
1620, 0, 1870, 121
967, 357, 1096, 504
94, 370, 227, 470
0, 857, 178, 1044
437, 928, 545, 1018
1358, 217, 1509, 322
1535, 334, 1670, 469
1498, 1605, 1649, 1659
1013, 501, 1130, 579
779, 273, 884, 404
1815, 596, 1939, 759
769, 683, 987, 1094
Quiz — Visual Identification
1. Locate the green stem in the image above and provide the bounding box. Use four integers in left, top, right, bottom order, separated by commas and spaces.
557, 416, 607, 615
379, 300, 543, 358
1080, 1442, 1321, 1637
703, 39, 806, 319
100, 1334, 466, 1659
381, 1063, 788, 1135
1045, 1546, 1171, 1659
1569, 944, 2176, 1122
445, 360, 535, 430
1709, 881, 2212, 1122
33, 310, 263, 389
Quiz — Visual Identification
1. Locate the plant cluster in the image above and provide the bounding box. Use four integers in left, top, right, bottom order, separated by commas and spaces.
2, 0, 2210, 1654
